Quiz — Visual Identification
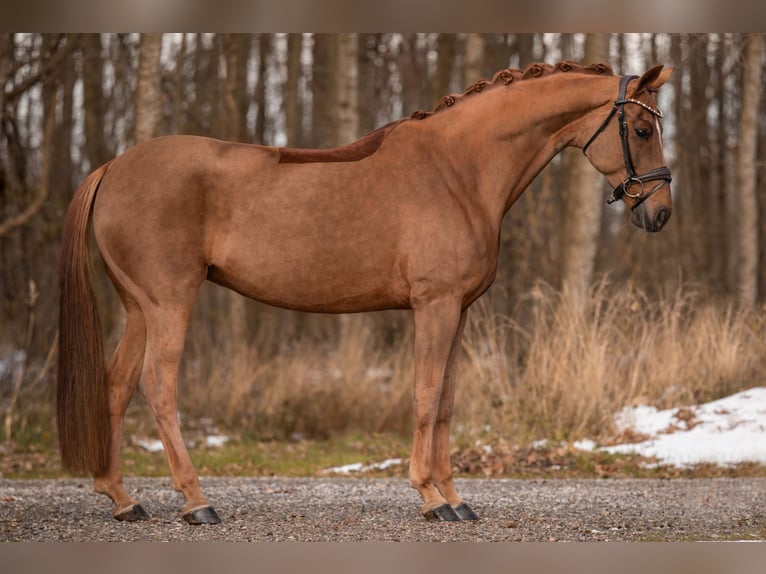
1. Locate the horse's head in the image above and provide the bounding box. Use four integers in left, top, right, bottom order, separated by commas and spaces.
582, 65, 674, 232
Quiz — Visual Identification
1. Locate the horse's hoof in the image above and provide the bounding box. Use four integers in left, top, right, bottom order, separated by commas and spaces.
453, 502, 480, 521
114, 503, 149, 522
183, 505, 221, 525
423, 503, 460, 522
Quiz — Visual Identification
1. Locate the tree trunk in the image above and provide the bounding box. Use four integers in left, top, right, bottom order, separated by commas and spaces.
484, 34, 513, 75
515, 34, 535, 67
336, 33, 359, 145
53, 40, 75, 206
221, 34, 254, 348
357, 33, 382, 135
311, 34, 339, 148
399, 34, 429, 116
254, 34, 270, 145
432, 34, 457, 99
463, 33, 485, 87
0, 33, 14, 234
311, 33, 359, 146
558, 33, 611, 306
222, 34, 250, 143
736, 33, 764, 307
171, 33, 187, 134
134, 33, 163, 144
284, 33, 303, 147
315, 33, 366, 354
81, 34, 110, 169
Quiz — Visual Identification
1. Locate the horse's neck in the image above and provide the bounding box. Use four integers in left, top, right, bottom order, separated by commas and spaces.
427, 74, 614, 221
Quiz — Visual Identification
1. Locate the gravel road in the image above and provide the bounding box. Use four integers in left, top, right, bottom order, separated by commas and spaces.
1, 477, 765, 542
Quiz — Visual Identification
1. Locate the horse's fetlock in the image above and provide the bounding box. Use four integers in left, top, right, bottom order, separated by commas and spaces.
173, 475, 201, 495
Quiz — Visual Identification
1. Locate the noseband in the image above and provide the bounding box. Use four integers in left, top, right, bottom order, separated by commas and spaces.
582, 74, 672, 210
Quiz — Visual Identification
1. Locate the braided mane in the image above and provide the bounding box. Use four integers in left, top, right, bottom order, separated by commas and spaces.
279, 61, 615, 164
410, 61, 614, 120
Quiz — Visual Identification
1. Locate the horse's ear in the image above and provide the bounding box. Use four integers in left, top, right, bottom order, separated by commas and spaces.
635, 65, 674, 95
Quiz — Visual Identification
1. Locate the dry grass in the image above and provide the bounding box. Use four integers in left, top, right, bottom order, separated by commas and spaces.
178, 280, 766, 445
180, 312, 415, 440
458, 280, 764, 444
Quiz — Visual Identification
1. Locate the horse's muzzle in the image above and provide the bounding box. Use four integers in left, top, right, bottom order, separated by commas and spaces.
631, 203, 671, 232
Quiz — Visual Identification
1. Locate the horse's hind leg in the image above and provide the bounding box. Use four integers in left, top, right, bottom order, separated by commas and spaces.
93, 296, 148, 521
140, 299, 220, 525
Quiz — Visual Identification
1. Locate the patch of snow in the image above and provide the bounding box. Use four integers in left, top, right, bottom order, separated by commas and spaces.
572, 438, 597, 452
322, 457, 404, 475
133, 434, 230, 451
601, 387, 766, 467
132, 437, 164, 453
205, 435, 229, 448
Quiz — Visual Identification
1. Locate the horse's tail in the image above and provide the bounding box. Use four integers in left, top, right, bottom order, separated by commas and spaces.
57, 161, 112, 475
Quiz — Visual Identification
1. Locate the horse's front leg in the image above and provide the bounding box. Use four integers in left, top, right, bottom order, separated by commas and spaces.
431, 308, 479, 521
409, 297, 463, 521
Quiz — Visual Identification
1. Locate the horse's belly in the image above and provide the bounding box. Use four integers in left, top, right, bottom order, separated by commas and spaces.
207, 250, 409, 313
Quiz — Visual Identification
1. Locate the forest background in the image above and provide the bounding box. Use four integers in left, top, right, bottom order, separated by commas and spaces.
0, 34, 764, 472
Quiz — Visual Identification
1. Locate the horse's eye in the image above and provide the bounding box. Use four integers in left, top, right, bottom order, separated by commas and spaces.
635, 127, 651, 140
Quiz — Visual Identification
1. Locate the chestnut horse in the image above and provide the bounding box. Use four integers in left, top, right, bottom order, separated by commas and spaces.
57, 62, 673, 524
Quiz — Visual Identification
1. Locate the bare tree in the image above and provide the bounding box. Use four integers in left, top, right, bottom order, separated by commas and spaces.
515, 33, 535, 67
0, 78, 54, 239
81, 34, 110, 170
311, 34, 338, 148
310, 33, 360, 146
222, 34, 250, 143
336, 33, 359, 145
314, 34, 364, 350
736, 33, 764, 307
463, 33, 485, 87
220, 34, 254, 347
399, 34, 430, 116
254, 35, 270, 145
284, 33, 303, 147
558, 33, 611, 306
134, 33, 163, 144
0, 34, 76, 238
433, 34, 457, 98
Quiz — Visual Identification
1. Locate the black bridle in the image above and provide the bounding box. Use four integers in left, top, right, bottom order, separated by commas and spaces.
582, 74, 672, 210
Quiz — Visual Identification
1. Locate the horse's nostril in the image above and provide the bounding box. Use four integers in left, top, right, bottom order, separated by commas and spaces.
654, 207, 670, 230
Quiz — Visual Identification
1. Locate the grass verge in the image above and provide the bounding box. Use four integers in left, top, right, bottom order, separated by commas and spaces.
2, 413, 765, 480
